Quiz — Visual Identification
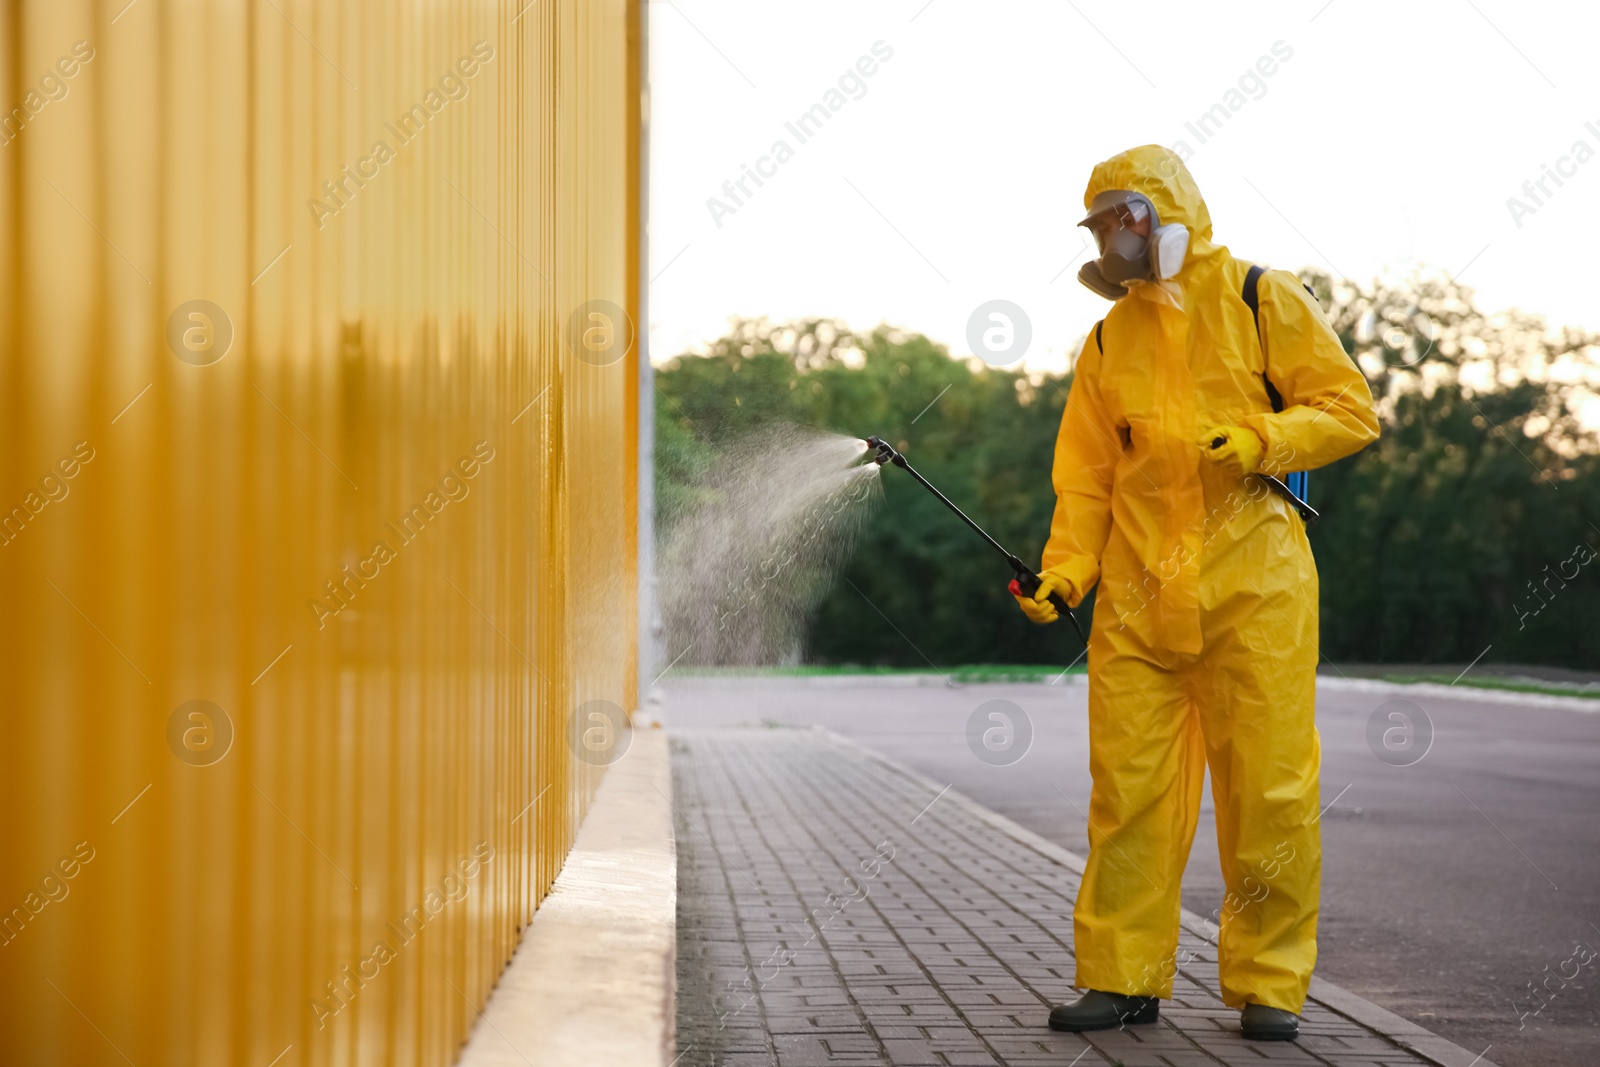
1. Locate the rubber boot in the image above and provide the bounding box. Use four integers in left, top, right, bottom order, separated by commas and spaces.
1240, 1003, 1299, 1041
1047, 990, 1160, 1032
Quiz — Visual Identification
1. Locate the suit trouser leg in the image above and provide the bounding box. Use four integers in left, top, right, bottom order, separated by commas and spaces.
1072, 623, 1207, 998
1192, 579, 1322, 1013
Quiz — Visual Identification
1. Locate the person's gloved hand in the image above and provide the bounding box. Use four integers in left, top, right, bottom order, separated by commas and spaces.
1199, 424, 1266, 477
1013, 570, 1080, 625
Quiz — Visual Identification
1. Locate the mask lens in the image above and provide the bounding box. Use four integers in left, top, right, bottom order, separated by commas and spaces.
1081, 199, 1149, 255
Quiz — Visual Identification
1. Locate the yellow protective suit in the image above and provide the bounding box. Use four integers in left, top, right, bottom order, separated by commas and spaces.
1041, 145, 1379, 1013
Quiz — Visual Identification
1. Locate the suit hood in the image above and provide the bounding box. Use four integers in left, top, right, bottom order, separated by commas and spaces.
1084, 144, 1214, 243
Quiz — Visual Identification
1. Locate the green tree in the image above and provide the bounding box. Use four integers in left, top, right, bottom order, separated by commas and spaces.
1310, 271, 1600, 665
656, 277, 1600, 669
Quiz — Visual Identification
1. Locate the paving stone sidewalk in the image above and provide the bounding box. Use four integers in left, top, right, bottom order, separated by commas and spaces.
671, 727, 1490, 1067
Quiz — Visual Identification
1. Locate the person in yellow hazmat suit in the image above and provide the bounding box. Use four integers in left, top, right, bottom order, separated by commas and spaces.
1015, 145, 1379, 1042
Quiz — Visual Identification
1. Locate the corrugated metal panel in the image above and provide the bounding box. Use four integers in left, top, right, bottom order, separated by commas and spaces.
0, 1, 639, 1063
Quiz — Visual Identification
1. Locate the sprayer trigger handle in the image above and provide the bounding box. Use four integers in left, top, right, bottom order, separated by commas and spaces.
1011, 575, 1071, 626
1013, 569, 1072, 618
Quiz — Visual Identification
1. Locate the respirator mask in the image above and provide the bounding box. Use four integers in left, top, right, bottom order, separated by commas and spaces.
1076, 189, 1190, 300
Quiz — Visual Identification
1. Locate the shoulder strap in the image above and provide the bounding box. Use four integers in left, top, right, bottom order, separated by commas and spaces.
1094, 319, 1105, 355
1242, 264, 1265, 333
1241, 264, 1284, 414
1242, 264, 1316, 517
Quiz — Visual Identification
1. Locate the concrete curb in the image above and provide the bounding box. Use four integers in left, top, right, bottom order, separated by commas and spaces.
457, 729, 676, 1067
664, 671, 1600, 712
821, 726, 1502, 1067
1318, 674, 1600, 713
661, 673, 1080, 689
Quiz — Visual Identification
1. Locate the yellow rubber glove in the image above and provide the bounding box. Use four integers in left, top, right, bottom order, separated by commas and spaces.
1199, 424, 1266, 478
1013, 570, 1080, 625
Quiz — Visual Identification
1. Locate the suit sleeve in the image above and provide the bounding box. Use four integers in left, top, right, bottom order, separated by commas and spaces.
1239, 271, 1381, 474
1040, 333, 1122, 597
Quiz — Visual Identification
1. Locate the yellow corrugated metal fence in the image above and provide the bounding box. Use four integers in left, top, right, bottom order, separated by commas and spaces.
0, 0, 640, 1063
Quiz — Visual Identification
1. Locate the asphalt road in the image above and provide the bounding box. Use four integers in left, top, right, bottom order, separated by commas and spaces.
660, 675, 1600, 1067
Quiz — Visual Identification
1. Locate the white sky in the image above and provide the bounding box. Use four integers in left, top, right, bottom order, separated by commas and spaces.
647, 0, 1600, 373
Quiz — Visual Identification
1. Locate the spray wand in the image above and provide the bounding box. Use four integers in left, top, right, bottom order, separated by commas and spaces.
865, 436, 1087, 645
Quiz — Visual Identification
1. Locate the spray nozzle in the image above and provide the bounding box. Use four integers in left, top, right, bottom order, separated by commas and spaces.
865, 435, 904, 468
